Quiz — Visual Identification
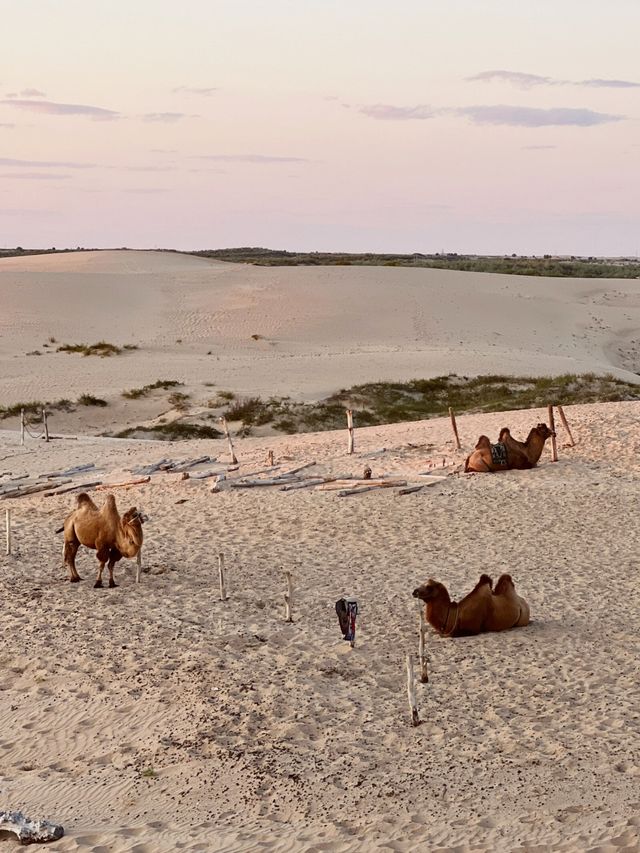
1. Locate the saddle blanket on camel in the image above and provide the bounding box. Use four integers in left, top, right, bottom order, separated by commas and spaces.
490, 441, 508, 467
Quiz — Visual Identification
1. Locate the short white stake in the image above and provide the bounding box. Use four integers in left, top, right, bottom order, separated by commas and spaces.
418, 609, 429, 683
406, 653, 420, 727
218, 552, 227, 601
219, 416, 238, 465
5, 508, 11, 556
284, 570, 293, 622
346, 409, 354, 455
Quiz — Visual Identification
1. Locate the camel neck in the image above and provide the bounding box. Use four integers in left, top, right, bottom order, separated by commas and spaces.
525, 431, 546, 463
426, 596, 456, 635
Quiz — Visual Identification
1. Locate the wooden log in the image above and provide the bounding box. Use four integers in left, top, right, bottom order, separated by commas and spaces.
171, 456, 212, 472
547, 404, 558, 462
136, 549, 142, 584
319, 478, 406, 491
273, 461, 317, 479
406, 654, 420, 726
131, 459, 174, 476
219, 416, 238, 464
5, 508, 11, 556
230, 478, 302, 488
218, 553, 227, 601
397, 484, 425, 496
44, 480, 103, 497
418, 609, 429, 684
38, 463, 96, 480
42, 408, 50, 443
280, 478, 326, 491
346, 410, 354, 455
95, 476, 151, 490
284, 570, 293, 622
448, 407, 461, 450
557, 405, 575, 447
229, 465, 280, 479
338, 481, 406, 497
1, 480, 71, 499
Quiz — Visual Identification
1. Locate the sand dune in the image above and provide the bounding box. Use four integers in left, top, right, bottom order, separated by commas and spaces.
1, 250, 640, 418
2, 402, 640, 850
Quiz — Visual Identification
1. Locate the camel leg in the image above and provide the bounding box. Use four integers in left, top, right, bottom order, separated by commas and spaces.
94, 545, 110, 588
63, 538, 82, 582
107, 551, 119, 589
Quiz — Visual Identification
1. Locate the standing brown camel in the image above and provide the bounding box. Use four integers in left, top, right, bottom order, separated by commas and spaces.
464, 423, 555, 473
60, 493, 144, 588
412, 573, 530, 636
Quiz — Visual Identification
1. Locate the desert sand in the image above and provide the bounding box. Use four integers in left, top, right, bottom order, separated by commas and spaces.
1, 251, 639, 431
2, 251, 640, 851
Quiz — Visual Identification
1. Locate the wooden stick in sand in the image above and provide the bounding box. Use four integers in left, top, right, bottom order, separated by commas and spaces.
283, 570, 293, 622
219, 416, 238, 465
547, 404, 558, 462
5, 508, 11, 556
20, 409, 25, 446
346, 409, 355, 455
136, 549, 142, 584
448, 407, 461, 450
406, 654, 421, 726
267, 450, 274, 466
557, 405, 575, 447
42, 408, 50, 443
418, 609, 429, 684
218, 552, 227, 601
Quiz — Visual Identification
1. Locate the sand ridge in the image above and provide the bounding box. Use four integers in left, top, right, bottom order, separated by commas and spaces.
2, 251, 640, 422
2, 402, 640, 850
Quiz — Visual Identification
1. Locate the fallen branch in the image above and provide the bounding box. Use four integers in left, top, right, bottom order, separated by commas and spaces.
95, 476, 150, 490
1, 479, 71, 499
44, 480, 103, 497
338, 481, 406, 497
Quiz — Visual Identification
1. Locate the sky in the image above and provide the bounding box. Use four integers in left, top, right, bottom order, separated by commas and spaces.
0, 0, 638, 256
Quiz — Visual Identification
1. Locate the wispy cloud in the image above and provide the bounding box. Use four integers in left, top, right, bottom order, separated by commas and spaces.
357, 103, 434, 120
522, 144, 557, 150
192, 154, 311, 164
580, 78, 640, 88
468, 69, 640, 89
1, 99, 119, 120
140, 112, 196, 123
455, 105, 623, 127
121, 165, 176, 172
0, 157, 96, 168
173, 86, 217, 96
352, 100, 622, 127
0, 172, 72, 180
122, 187, 170, 193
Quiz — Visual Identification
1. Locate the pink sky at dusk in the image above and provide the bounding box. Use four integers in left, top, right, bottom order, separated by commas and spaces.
1, 0, 638, 256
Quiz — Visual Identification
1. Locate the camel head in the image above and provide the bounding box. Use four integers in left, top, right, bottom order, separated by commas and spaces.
412, 579, 448, 603
534, 423, 556, 440
121, 506, 147, 527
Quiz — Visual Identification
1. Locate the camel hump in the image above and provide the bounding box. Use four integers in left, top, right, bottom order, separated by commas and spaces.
499, 427, 511, 439
477, 573, 493, 589
475, 435, 491, 450
494, 573, 515, 595
76, 492, 98, 510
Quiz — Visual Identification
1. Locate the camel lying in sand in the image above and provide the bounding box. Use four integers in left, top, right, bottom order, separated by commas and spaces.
464, 423, 555, 473
60, 493, 144, 588
412, 574, 530, 636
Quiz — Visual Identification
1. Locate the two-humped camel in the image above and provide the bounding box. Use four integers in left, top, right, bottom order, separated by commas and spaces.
60, 492, 144, 588
464, 423, 555, 473
413, 574, 530, 636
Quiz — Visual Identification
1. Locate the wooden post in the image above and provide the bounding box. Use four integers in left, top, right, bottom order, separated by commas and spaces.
5, 508, 11, 556
448, 407, 461, 450
267, 450, 274, 466
418, 609, 429, 683
135, 549, 142, 583
283, 570, 293, 622
218, 552, 227, 601
20, 409, 25, 445
557, 405, 575, 447
219, 417, 238, 464
42, 408, 50, 442
406, 654, 420, 726
547, 404, 558, 462
346, 410, 354, 455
